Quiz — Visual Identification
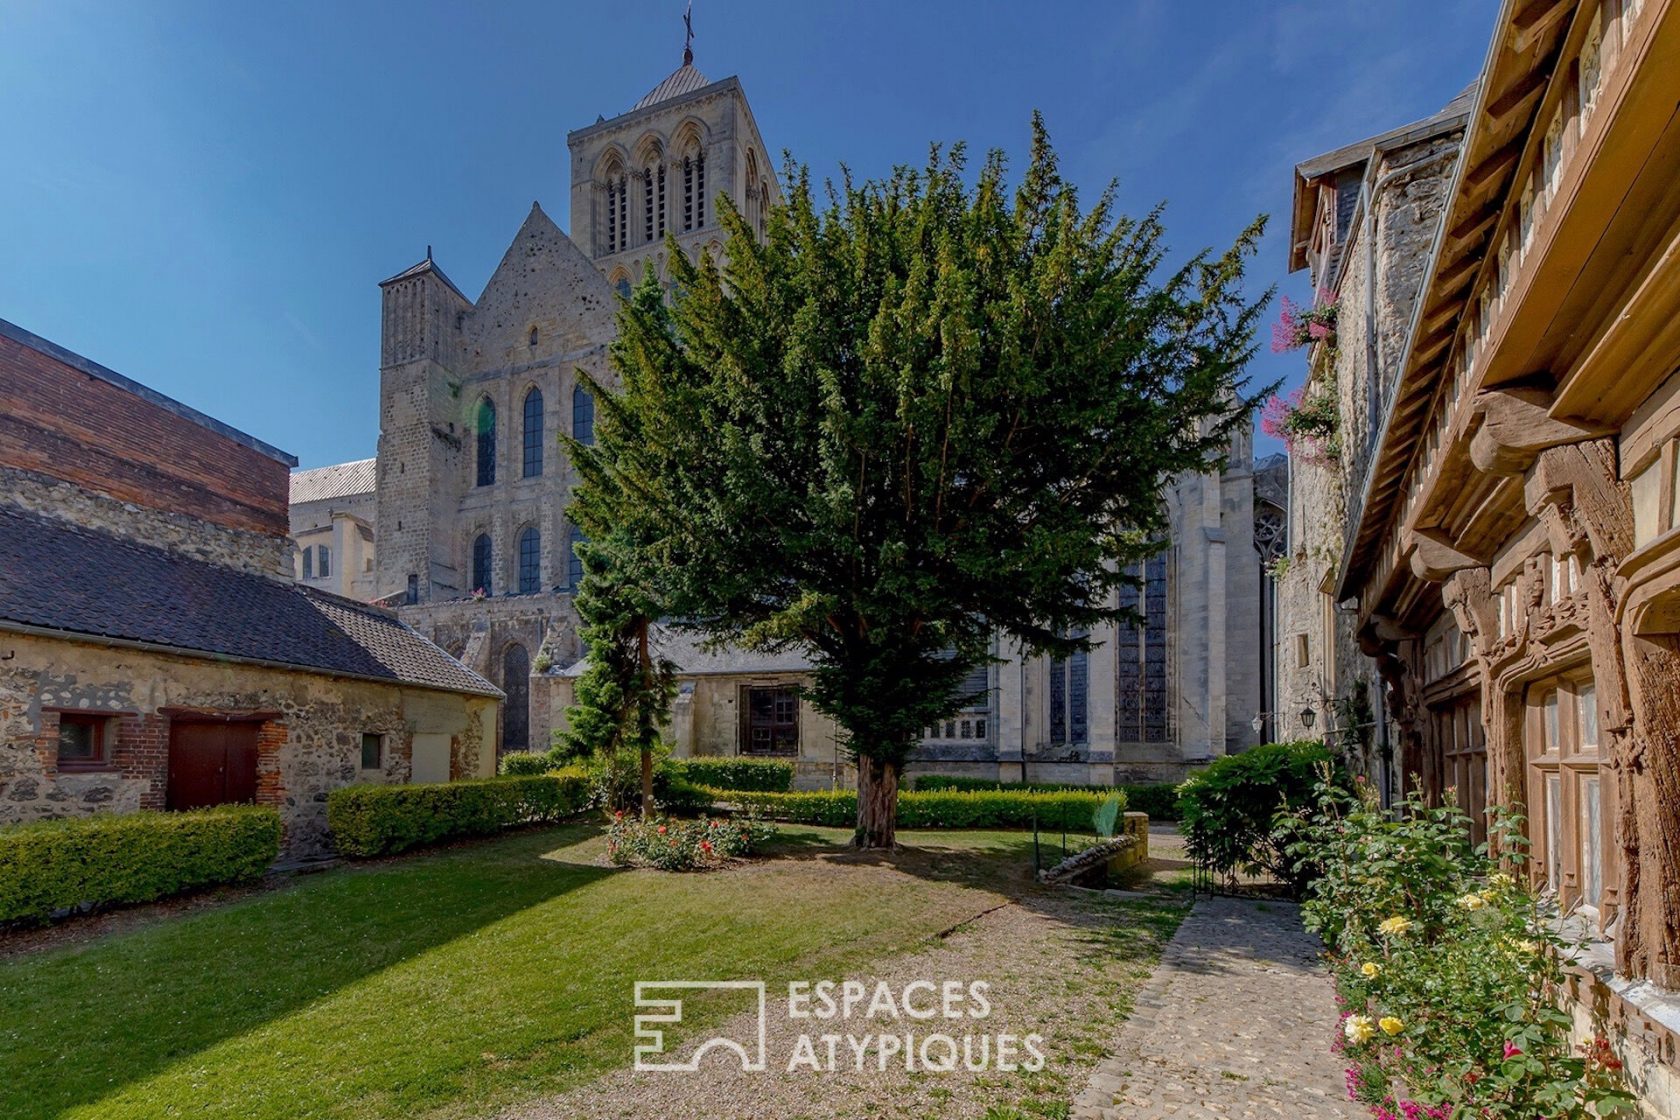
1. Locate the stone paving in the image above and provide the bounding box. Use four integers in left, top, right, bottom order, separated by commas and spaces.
1073, 895, 1363, 1119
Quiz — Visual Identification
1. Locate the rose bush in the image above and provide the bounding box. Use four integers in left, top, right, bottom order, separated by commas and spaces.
605, 811, 777, 871
1284, 775, 1633, 1119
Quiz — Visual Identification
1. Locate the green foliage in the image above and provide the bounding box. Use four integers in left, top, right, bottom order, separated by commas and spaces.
498, 751, 554, 777
327, 771, 590, 858
605, 811, 779, 871
705, 787, 1119, 831
670, 756, 794, 792
1289, 780, 1635, 1118
911, 775, 1182, 820
1093, 792, 1122, 839
0, 806, 280, 925
571, 115, 1270, 844
1175, 740, 1332, 892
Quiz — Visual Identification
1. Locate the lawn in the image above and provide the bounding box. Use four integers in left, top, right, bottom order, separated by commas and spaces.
0, 824, 1183, 1120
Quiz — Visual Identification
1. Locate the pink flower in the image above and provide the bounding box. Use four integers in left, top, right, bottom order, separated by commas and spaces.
1502, 1041, 1522, 1060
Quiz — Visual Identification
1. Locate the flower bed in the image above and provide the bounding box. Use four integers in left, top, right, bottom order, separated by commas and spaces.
1286, 778, 1633, 1119
606, 812, 777, 871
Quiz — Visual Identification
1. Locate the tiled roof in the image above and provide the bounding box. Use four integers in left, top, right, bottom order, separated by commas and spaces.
558, 623, 809, 678
0, 506, 500, 698
633, 63, 711, 110
290, 458, 377, 505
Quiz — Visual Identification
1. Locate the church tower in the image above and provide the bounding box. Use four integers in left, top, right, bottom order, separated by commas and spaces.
565, 34, 780, 295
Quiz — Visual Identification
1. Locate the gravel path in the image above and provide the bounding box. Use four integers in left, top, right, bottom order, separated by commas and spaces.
1072, 895, 1361, 1119
503, 886, 1186, 1120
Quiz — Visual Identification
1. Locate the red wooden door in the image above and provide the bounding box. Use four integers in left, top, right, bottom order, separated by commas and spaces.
167, 722, 260, 810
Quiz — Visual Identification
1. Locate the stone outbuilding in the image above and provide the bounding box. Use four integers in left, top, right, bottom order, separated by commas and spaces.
0, 317, 500, 857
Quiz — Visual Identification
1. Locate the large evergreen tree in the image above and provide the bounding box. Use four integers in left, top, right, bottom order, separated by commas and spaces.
572, 117, 1269, 847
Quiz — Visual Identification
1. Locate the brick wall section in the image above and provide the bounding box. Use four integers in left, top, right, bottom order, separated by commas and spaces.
255, 721, 287, 809
115, 715, 169, 810
0, 328, 292, 539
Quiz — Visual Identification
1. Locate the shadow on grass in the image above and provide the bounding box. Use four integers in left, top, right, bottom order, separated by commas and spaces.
0, 824, 613, 1120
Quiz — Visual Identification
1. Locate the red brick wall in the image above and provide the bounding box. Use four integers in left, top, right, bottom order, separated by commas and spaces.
0, 331, 290, 537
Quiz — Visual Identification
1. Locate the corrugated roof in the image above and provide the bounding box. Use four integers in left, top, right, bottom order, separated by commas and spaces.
558, 624, 810, 678
0, 505, 500, 698
633, 63, 711, 111
291, 458, 377, 505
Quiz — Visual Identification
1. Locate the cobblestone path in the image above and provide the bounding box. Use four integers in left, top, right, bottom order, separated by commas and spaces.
1073, 895, 1363, 1119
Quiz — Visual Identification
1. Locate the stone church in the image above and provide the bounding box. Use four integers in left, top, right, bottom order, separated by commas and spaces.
365, 47, 1282, 785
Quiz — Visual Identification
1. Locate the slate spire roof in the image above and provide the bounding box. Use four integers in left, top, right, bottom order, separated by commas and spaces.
0, 506, 500, 698
633, 63, 711, 111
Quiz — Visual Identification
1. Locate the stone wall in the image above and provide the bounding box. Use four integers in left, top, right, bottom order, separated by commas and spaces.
1, 468, 292, 579
0, 630, 496, 856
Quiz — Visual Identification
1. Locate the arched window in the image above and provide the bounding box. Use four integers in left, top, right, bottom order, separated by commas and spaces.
759, 180, 770, 238
471, 533, 492, 597
745, 151, 758, 229
475, 397, 496, 487
603, 159, 628, 254
682, 141, 705, 231
521, 387, 543, 478
573, 383, 595, 446
302, 547, 313, 579
502, 644, 530, 751
317, 544, 330, 579
643, 147, 665, 244
517, 526, 540, 594
565, 524, 586, 589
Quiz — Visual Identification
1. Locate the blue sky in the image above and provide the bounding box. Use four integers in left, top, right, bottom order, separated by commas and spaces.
1, 0, 1494, 469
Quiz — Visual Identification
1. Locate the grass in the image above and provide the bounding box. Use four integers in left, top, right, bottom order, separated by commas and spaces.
0, 823, 1174, 1120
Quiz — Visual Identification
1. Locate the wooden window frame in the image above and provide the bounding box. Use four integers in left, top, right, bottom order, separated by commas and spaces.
360, 732, 384, 772
55, 711, 113, 772
1525, 672, 1609, 921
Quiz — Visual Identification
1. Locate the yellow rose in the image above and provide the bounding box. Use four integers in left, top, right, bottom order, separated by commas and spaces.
1345, 1014, 1376, 1044
1378, 915, 1413, 936
1458, 892, 1488, 911
1360, 962, 1382, 979
1379, 1016, 1404, 1036
1489, 872, 1514, 889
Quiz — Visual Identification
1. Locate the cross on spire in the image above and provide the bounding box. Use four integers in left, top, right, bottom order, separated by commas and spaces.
682, 1, 694, 66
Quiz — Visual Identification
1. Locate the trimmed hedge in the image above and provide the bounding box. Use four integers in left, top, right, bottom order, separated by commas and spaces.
670, 757, 793, 792
327, 769, 590, 858
0, 805, 281, 926
703, 787, 1120, 831
911, 774, 1182, 821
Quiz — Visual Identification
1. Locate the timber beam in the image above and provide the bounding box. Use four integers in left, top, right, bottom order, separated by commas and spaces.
1469, 383, 1615, 476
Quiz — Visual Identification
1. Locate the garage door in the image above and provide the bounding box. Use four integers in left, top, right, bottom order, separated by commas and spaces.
167, 721, 259, 810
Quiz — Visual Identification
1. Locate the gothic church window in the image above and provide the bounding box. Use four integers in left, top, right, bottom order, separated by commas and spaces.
1116, 553, 1173, 743
565, 524, 586, 589
303, 548, 312, 579
522, 387, 543, 478
573, 384, 595, 446
471, 533, 493, 597
604, 158, 629, 254
644, 149, 666, 243
517, 526, 540, 594
317, 545, 330, 579
682, 141, 705, 232
1049, 632, 1089, 747
502, 644, 530, 751
475, 397, 496, 487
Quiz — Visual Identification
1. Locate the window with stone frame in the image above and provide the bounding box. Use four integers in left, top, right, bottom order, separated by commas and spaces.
742, 685, 798, 755
1526, 673, 1607, 917
475, 397, 496, 487
517, 526, 540, 595
1048, 633, 1089, 748
360, 732, 383, 771
922, 659, 993, 744
471, 533, 493, 597
302, 547, 313, 580
317, 544, 330, 579
572, 383, 595, 446
56, 712, 110, 771
522, 387, 544, 478
1117, 553, 1174, 743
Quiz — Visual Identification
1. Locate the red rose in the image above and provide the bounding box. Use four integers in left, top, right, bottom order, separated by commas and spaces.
657, 825, 667, 835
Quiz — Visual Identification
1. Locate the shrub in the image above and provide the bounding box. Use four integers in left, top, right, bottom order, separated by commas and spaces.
1175, 740, 1331, 892
911, 774, 1181, 821
606, 811, 778, 871
498, 750, 555, 776
670, 756, 793, 792
1290, 779, 1635, 1119
0, 806, 281, 926
327, 769, 590, 858
703, 787, 1119, 832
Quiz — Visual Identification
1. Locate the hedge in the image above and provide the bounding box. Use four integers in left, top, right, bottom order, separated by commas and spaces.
327, 769, 590, 858
669, 757, 794, 792
911, 774, 1181, 821
0, 805, 281, 926
703, 787, 1121, 831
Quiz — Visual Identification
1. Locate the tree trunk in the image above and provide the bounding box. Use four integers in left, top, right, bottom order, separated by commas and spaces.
855, 752, 899, 849
640, 747, 655, 820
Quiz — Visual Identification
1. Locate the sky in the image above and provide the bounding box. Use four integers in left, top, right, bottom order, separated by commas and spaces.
0, 0, 1496, 470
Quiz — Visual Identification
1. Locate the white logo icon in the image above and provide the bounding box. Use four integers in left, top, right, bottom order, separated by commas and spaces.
633, 981, 768, 1072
